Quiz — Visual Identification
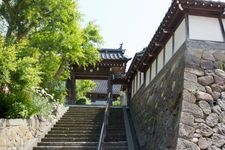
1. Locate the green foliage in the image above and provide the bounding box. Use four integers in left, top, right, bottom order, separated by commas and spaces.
0, 92, 37, 119
76, 97, 88, 105
76, 80, 96, 99
0, 0, 102, 118
76, 80, 96, 104
112, 96, 122, 106
31, 93, 53, 117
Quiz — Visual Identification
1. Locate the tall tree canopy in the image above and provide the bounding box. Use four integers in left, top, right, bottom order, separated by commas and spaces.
0, 0, 102, 107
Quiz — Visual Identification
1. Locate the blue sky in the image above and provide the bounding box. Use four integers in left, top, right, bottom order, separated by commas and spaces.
78, 0, 225, 62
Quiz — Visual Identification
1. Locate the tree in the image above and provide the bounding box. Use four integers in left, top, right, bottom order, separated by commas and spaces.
0, 0, 102, 102
76, 80, 96, 99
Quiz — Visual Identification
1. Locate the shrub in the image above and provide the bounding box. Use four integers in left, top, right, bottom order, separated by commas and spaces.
76, 97, 89, 105
112, 100, 122, 106
0, 92, 37, 119
112, 96, 122, 106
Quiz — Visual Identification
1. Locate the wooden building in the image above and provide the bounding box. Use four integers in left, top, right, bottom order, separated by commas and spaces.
66, 45, 131, 105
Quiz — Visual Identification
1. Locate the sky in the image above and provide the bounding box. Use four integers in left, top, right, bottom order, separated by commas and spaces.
78, 0, 225, 63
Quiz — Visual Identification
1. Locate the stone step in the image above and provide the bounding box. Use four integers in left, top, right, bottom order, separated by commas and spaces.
45, 133, 126, 138
48, 130, 126, 135
53, 124, 102, 127
53, 124, 125, 129
63, 113, 104, 118
41, 136, 126, 142
33, 145, 128, 150
50, 128, 101, 132
51, 126, 124, 130
45, 134, 100, 138
51, 127, 101, 130
37, 141, 128, 147
34, 107, 128, 149
41, 137, 99, 142
60, 117, 103, 122
55, 122, 102, 125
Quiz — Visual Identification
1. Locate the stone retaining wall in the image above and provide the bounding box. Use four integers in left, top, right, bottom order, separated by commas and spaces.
130, 40, 225, 150
177, 41, 225, 150
0, 104, 68, 150
130, 45, 185, 150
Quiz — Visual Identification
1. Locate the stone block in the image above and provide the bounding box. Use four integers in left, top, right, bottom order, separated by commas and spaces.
184, 72, 198, 82
0, 119, 6, 128
213, 105, 223, 115
200, 59, 215, 70
198, 101, 211, 115
198, 137, 212, 149
188, 48, 203, 59
215, 69, 225, 79
218, 123, 225, 135
196, 123, 213, 137
206, 113, 219, 127
185, 66, 205, 76
202, 51, 215, 61
197, 75, 214, 86
206, 86, 213, 94
179, 123, 195, 138
219, 112, 225, 123
183, 90, 196, 103
211, 84, 223, 92
218, 99, 225, 111
182, 101, 204, 118
214, 74, 224, 84
176, 138, 200, 150
186, 55, 201, 66
212, 133, 225, 147
196, 91, 213, 102
208, 145, 221, 150
180, 112, 194, 126
6, 119, 26, 127
212, 92, 221, 100
184, 80, 206, 93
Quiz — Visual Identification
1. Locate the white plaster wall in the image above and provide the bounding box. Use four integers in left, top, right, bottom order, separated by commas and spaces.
131, 80, 134, 97
189, 15, 223, 42
157, 49, 164, 73
174, 19, 186, 52
141, 72, 144, 86
165, 37, 173, 64
151, 60, 157, 81
146, 67, 151, 86
134, 75, 137, 95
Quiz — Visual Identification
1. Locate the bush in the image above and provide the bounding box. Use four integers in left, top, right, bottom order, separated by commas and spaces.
31, 93, 53, 117
0, 92, 37, 119
112, 96, 122, 106
76, 97, 91, 105
112, 100, 122, 106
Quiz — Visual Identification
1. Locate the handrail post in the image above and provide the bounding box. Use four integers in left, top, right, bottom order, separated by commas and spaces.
97, 92, 112, 150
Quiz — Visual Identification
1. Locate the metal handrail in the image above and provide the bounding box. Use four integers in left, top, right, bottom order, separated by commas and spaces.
97, 92, 112, 150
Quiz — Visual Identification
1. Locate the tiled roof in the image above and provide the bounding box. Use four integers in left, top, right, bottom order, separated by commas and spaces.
99, 46, 131, 61
90, 80, 121, 95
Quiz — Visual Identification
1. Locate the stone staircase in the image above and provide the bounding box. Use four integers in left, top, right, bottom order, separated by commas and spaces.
33, 106, 128, 150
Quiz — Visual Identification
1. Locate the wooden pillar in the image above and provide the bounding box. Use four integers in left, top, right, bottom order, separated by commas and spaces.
66, 65, 76, 105
107, 76, 113, 102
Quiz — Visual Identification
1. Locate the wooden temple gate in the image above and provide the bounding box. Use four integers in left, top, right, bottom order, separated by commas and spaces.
66, 45, 131, 105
